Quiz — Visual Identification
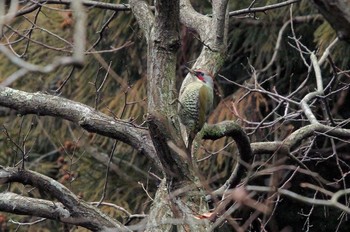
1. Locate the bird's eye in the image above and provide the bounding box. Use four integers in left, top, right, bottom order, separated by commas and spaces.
196, 71, 204, 77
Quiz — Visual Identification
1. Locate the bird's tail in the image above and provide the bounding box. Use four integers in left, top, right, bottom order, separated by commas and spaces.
179, 122, 189, 148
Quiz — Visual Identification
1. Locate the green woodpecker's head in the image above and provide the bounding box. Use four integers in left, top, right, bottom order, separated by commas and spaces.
187, 68, 214, 88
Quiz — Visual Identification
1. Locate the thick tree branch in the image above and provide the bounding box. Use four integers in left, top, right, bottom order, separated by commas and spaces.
129, 2, 212, 231
148, 113, 189, 180
0, 166, 129, 231
0, 87, 159, 167
0, 193, 69, 223
212, 0, 229, 49
179, 0, 211, 41
148, 0, 180, 115
129, 0, 154, 42
203, 121, 253, 193
130, 0, 182, 180
179, 0, 229, 78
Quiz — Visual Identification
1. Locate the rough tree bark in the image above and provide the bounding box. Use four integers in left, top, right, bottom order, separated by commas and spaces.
129, 0, 241, 231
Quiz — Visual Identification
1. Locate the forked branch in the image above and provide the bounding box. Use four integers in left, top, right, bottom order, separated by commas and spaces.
0, 166, 128, 231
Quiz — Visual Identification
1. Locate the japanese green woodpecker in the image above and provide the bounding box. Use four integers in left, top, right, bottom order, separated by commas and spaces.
178, 68, 214, 147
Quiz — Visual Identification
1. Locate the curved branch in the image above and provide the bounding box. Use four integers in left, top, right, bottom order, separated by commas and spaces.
286, 123, 350, 150
246, 185, 350, 214
179, 0, 228, 75
252, 123, 350, 155
179, 0, 211, 41
0, 86, 159, 167
0, 166, 78, 210
129, 0, 154, 42
199, 120, 350, 198
0, 166, 129, 231
148, 113, 189, 180
203, 121, 253, 194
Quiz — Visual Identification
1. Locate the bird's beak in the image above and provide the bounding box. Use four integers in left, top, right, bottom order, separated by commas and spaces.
185, 67, 196, 75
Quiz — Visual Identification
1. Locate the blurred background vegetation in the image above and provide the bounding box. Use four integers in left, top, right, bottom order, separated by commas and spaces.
0, 0, 349, 231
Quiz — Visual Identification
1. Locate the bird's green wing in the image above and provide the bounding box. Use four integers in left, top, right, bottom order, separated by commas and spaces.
198, 85, 212, 129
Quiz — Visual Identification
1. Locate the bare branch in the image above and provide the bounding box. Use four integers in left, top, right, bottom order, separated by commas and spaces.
16, 1, 131, 17
203, 121, 253, 194
0, 0, 18, 29
179, 0, 211, 41
300, 92, 320, 124
229, 0, 300, 17
318, 37, 339, 66
129, 0, 154, 42
246, 185, 350, 214
0, 193, 71, 223
252, 123, 350, 155
71, 0, 86, 65
0, 86, 159, 167
311, 52, 324, 93
212, 0, 229, 49
300, 52, 324, 124
0, 167, 130, 231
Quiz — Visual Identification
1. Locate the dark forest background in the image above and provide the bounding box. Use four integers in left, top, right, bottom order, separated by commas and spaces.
0, 1, 349, 231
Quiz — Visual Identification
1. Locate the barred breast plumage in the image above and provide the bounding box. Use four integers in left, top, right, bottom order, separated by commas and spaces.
178, 69, 214, 147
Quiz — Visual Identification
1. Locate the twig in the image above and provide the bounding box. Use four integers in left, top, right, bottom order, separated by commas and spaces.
93, 62, 111, 110
9, 218, 46, 226
16, 1, 131, 17
318, 37, 339, 66
246, 185, 350, 214
54, 67, 75, 93
97, 140, 118, 206
88, 11, 117, 51
229, 0, 300, 17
